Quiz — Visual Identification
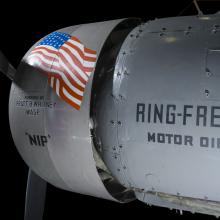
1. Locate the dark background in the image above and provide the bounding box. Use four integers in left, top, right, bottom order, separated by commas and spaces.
1, 0, 220, 219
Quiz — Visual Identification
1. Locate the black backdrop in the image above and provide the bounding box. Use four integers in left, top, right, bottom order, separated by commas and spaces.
0, 0, 220, 219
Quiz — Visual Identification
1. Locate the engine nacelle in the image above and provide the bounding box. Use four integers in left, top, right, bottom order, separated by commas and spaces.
8, 13, 220, 216
9, 18, 140, 202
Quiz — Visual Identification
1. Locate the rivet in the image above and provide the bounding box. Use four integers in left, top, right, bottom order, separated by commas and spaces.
162, 27, 166, 31
119, 145, 123, 148
110, 93, 114, 97
212, 29, 217, 34
117, 168, 120, 172
159, 33, 164, 37
110, 120, 115, 124
123, 166, 126, 169
119, 94, 124, 100
184, 31, 190, 35
206, 70, 212, 77
205, 89, 210, 97
117, 121, 122, 125
124, 70, 129, 75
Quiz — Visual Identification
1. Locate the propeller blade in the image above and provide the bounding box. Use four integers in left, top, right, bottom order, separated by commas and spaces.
24, 169, 47, 220
0, 51, 16, 80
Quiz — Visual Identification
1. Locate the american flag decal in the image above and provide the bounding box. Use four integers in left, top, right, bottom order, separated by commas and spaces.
26, 32, 97, 110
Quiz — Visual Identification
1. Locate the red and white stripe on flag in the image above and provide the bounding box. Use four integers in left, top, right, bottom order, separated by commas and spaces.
26, 34, 97, 110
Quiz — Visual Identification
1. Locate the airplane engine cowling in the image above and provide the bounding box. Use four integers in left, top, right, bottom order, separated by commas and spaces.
9, 18, 140, 202
8, 13, 220, 216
